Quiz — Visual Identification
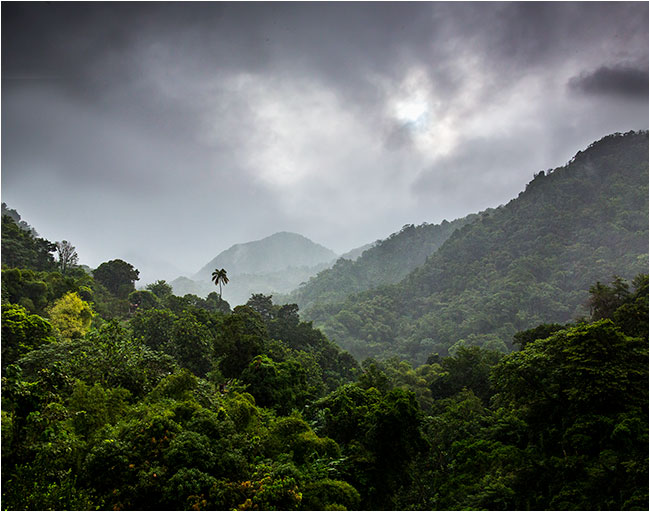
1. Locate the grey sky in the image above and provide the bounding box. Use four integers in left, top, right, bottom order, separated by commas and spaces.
2, 2, 648, 284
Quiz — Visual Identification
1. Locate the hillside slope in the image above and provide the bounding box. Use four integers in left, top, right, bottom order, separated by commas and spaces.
305, 131, 649, 363
285, 215, 476, 310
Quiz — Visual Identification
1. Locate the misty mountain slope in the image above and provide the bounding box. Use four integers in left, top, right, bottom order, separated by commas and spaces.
172, 263, 332, 306
284, 215, 477, 310
305, 131, 649, 364
171, 232, 337, 305
339, 242, 376, 262
193, 231, 336, 281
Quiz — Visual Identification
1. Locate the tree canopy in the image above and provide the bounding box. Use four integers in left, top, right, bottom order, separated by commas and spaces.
93, 259, 140, 298
1, 133, 647, 510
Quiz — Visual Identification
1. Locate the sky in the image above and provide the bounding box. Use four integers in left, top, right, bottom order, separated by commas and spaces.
2, 2, 648, 284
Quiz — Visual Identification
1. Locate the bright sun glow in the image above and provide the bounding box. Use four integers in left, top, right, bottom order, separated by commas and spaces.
394, 98, 429, 123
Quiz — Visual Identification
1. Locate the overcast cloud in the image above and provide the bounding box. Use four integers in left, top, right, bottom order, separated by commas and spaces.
2, 2, 648, 283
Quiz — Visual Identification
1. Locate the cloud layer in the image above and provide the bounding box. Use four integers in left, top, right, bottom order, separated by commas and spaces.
2, 2, 648, 282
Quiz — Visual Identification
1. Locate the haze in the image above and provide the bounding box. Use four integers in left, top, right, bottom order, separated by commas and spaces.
2, 2, 648, 284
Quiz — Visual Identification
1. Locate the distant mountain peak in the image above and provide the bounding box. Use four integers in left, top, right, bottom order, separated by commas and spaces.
193, 231, 337, 281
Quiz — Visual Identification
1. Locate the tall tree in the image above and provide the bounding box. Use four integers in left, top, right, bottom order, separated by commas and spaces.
211, 268, 229, 298
145, 280, 173, 301
48, 291, 94, 339
55, 240, 78, 275
93, 259, 139, 297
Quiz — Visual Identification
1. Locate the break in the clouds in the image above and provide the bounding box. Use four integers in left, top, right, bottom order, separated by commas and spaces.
2, 2, 648, 283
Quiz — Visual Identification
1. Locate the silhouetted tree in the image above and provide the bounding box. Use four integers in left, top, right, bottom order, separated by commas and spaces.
94, 259, 139, 298
211, 268, 229, 298
55, 240, 78, 275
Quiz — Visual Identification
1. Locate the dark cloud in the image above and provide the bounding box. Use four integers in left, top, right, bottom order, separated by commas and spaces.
569, 65, 649, 99
2, 2, 648, 281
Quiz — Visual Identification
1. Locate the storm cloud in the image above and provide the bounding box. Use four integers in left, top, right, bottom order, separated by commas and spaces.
569, 65, 649, 98
2, 2, 648, 283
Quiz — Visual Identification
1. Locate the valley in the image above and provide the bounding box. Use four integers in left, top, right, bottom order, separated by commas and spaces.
2, 131, 648, 510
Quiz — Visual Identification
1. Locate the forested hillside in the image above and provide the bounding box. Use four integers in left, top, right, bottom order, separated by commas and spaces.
2, 211, 647, 509
305, 131, 649, 363
285, 214, 476, 310
1, 131, 648, 511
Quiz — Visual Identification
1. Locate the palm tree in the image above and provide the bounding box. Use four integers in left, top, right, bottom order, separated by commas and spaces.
211, 268, 229, 298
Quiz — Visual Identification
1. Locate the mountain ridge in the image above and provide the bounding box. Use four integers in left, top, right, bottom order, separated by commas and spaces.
193, 231, 337, 281
283, 214, 478, 310
303, 130, 649, 363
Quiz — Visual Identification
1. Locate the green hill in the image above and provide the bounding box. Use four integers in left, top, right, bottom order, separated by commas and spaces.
2, 137, 647, 512
304, 131, 649, 363
285, 215, 477, 310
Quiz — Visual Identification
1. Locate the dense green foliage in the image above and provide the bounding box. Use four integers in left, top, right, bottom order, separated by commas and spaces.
2, 303, 56, 372
2, 132, 648, 510
2, 214, 57, 271
93, 259, 140, 298
305, 131, 649, 363
3, 267, 647, 511
285, 215, 476, 310
2, 208, 366, 510
2, 289, 362, 510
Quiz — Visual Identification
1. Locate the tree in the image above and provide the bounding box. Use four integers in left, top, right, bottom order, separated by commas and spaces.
211, 268, 229, 298
512, 323, 565, 350
18, 320, 178, 397
1, 215, 57, 271
588, 276, 631, 320
146, 280, 173, 301
93, 259, 139, 298
2, 203, 36, 233
169, 312, 215, 377
55, 241, 78, 275
246, 294, 276, 321
204, 292, 231, 314
1, 304, 56, 371
1, 268, 49, 313
128, 290, 161, 312
240, 355, 310, 414
491, 318, 648, 509
429, 346, 504, 404
130, 308, 177, 353
216, 306, 266, 378
47, 291, 94, 339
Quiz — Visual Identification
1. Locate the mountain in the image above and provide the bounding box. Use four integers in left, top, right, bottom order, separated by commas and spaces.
283, 215, 477, 311
171, 232, 337, 306
303, 131, 649, 364
338, 242, 376, 262
193, 231, 337, 281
